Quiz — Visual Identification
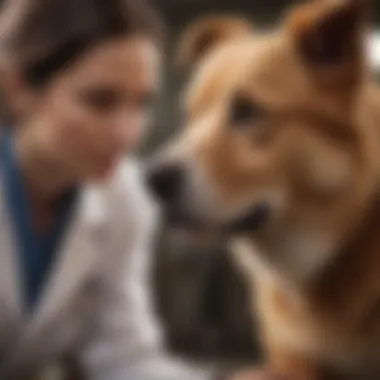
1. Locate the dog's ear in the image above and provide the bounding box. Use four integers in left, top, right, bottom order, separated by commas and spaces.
286, 0, 371, 85
176, 15, 253, 69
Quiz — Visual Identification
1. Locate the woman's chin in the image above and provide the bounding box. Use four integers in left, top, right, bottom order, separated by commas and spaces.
85, 162, 119, 184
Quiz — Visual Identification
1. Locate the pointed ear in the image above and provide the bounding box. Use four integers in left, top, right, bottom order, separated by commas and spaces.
176, 15, 253, 69
286, 0, 371, 83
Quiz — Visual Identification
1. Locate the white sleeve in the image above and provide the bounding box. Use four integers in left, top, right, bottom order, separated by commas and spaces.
77, 163, 217, 380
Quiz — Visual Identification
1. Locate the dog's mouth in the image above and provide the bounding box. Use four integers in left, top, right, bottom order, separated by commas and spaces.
221, 203, 271, 235
164, 203, 271, 237
164, 208, 207, 232
163, 207, 219, 241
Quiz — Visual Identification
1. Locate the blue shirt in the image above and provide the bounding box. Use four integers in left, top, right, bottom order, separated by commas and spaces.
0, 134, 78, 313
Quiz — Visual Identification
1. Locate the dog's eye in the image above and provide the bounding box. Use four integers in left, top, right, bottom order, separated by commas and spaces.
229, 95, 266, 127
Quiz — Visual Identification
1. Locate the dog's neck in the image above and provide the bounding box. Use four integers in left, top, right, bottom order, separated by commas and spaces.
232, 221, 340, 292
308, 193, 380, 316
233, 190, 380, 299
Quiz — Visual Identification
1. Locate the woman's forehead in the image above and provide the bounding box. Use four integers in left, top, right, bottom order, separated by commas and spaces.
54, 36, 161, 89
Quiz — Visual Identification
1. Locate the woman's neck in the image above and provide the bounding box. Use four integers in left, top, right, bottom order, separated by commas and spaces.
13, 128, 75, 205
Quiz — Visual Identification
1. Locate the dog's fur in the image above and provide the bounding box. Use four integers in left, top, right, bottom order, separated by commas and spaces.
150, 0, 380, 379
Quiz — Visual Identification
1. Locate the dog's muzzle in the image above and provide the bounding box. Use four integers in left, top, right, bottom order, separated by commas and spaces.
145, 161, 185, 205
145, 160, 272, 235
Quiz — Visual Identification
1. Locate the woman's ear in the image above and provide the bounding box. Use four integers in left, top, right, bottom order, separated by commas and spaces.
176, 15, 253, 70
286, 0, 371, 87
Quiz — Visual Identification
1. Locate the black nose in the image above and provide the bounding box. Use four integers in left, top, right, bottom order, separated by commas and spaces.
146, 162, 184, 203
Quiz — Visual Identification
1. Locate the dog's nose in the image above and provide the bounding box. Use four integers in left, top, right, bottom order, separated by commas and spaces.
146, 162, 184, 204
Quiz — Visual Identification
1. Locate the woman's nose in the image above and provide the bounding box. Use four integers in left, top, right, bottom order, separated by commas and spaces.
112, 113, 143, 151
145, 161, 185, 204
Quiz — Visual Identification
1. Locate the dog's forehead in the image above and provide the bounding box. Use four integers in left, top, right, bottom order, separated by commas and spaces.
183, 37, 260, 115
243, 37, 319, 109
184, 33, 319, 114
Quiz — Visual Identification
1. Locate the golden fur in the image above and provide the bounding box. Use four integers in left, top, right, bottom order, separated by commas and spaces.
154, 0, 380, 378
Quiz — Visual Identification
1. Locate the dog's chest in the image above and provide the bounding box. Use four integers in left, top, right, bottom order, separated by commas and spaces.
231, 238, 380, 380
260, 291, 380, 380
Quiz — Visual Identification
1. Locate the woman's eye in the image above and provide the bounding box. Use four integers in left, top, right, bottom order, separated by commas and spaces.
229, 95, 266, 127
80, 88, 119, 112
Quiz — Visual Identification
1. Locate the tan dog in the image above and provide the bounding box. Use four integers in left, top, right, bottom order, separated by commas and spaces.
147, 0, 380, 379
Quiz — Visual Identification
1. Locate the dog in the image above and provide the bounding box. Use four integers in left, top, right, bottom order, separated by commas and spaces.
147, 0, 380, 379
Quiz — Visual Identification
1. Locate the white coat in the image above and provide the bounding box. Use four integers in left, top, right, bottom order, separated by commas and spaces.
0, 158, 213, 380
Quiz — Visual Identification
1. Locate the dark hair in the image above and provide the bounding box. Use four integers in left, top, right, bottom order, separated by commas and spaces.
0, 0, 164, 88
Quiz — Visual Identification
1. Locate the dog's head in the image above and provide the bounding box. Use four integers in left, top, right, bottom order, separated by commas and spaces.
147, 0, 378, 281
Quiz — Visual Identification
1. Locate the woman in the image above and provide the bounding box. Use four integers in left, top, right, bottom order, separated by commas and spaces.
0, 0, 218, 378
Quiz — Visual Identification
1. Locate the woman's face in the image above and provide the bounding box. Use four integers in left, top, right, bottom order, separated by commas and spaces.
17, 36, 161, 182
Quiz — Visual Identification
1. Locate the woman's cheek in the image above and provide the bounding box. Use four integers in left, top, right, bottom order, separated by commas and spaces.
62, 104, 101, 145
126, 122, 145, 151
126, 113, 150, 151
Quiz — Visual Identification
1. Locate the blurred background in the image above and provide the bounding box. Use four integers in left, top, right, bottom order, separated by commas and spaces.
140, 0, 380, 368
